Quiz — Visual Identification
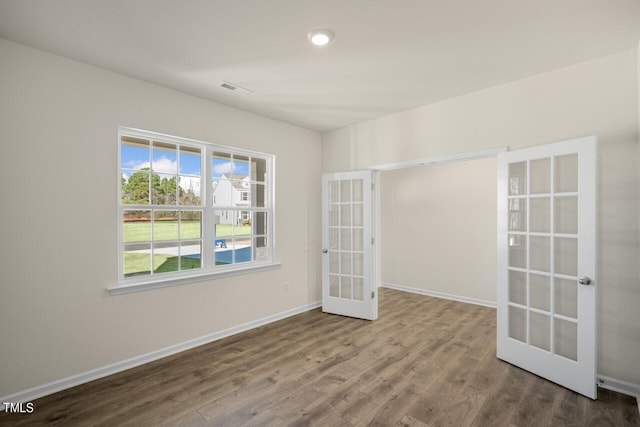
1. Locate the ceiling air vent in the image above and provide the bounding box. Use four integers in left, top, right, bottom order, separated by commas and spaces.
220, 81, 254, 96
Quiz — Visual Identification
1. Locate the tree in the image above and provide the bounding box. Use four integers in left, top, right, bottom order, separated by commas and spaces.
122, 168, 151, 204
122, 168, 201, 206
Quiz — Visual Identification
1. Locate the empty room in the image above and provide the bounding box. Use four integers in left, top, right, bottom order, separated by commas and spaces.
1, 1, 639, 426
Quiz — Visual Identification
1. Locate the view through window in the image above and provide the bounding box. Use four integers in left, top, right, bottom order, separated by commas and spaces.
119, 129, 274, 284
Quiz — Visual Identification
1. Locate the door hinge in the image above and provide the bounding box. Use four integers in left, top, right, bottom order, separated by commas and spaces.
371, 291, 375, 299
371, 183, 375, 191
371, 237, 375, 245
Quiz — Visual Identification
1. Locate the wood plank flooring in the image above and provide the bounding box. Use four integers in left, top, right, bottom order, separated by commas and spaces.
1, 288, 638, 426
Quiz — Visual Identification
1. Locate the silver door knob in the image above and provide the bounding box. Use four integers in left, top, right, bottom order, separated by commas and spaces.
578, 276, 592, 286
322, 249, 328, 253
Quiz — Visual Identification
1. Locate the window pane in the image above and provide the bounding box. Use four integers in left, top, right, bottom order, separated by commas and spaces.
530, 197, 550, 233
180, 211, 201, 240
234, 154, 250, 176
329, 205, 339, 226
353, 278, 364, 300
330, 275, 339, 297
179, 145, 201, 175
508, 198, 526, 231
121, 169, 150, 205
352, 228, 363, 251
530, 236, 550, 273
555, 318, 578, 361
341, 228, 351, 250
214, 211, 233, 265
124, 243, 151, 277
152, 142, 177, 174
328, 181, 339, 203
555, 277, 578, 319
555, 237, 578, 276
238, 210, 251, 227
253, 157, 267, 183
232, 180, 251, 206
121, 137, 150, 169
214, 211, 233, 239
353, 204, 363, 227
530, 158, 550, 194
252, 183, 266, 207
212, 152, 232, 178
152, 174, 177, 205
509, 306, 526, 343
254, 237, 268, 261
212, 179, 231, 207
235, 212, 252, 265
123, 210, 151, 243
352, 179, 363, 202
555, 154, 578, 193
555, 196, 578, 234
508, 270, 526, 305
340, 180, 351, 202
341, 205, 351, 227
154, 211, 178, 240
530, 273, 550, 311
153, 241, 180, 273
329, 252, 339, 274
341, 252, 351, 274
341, 276, 352, 299
508, 235, 526, 268
180, 241, 201, 271
530, 312, 550, 351
178, 176, 201, 206
255, 212, 268, 236
329, 228, 339, 250
353, 253, 364, 276
509, 162, 527, 196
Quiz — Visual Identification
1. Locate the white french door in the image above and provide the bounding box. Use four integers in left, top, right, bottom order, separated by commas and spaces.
322, 171, 377, 320
497, 136, 597, 399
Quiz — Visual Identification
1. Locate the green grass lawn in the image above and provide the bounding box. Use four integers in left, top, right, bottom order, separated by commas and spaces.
124, 253, 201, 276
124, 221, 251, 242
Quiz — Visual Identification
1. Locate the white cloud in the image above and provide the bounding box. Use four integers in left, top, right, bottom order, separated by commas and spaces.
152, 157, 178, 174
124, 156, 178, 174
212, 161, 238, 175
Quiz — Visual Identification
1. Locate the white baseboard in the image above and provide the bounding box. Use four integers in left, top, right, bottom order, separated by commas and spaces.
381, 282, 497, 308
1, 300, 321, 406
597, 375, 640, 415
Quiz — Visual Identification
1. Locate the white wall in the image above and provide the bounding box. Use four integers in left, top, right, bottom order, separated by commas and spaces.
323, 49, 640, 385
380, 158, 497, 304
0, 39, 322, 398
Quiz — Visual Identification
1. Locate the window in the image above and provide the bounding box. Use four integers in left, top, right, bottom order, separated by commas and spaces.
118, 128, 275, 289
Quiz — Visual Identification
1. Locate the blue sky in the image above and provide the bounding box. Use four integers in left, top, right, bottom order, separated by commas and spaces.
121, 145, 249, 178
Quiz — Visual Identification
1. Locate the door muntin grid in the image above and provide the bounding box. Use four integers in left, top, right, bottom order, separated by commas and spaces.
327, 178, 365, 301
507, 155, 579, 361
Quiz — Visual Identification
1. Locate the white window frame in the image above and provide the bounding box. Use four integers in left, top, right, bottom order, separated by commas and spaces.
111, 127, 279, 295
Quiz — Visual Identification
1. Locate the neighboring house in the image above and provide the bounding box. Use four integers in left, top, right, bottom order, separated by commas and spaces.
212, 173, 251, 225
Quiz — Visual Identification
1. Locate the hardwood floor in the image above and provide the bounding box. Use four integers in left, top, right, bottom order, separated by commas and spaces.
2, 288, 638, 426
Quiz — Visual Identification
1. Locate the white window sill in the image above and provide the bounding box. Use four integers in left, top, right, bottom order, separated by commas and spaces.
108, 262, 282, 295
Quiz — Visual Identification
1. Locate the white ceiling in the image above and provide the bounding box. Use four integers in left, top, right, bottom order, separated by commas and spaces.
1, 0, 640, 133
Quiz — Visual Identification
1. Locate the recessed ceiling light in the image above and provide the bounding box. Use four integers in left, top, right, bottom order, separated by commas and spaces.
308, 29, 334, 47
